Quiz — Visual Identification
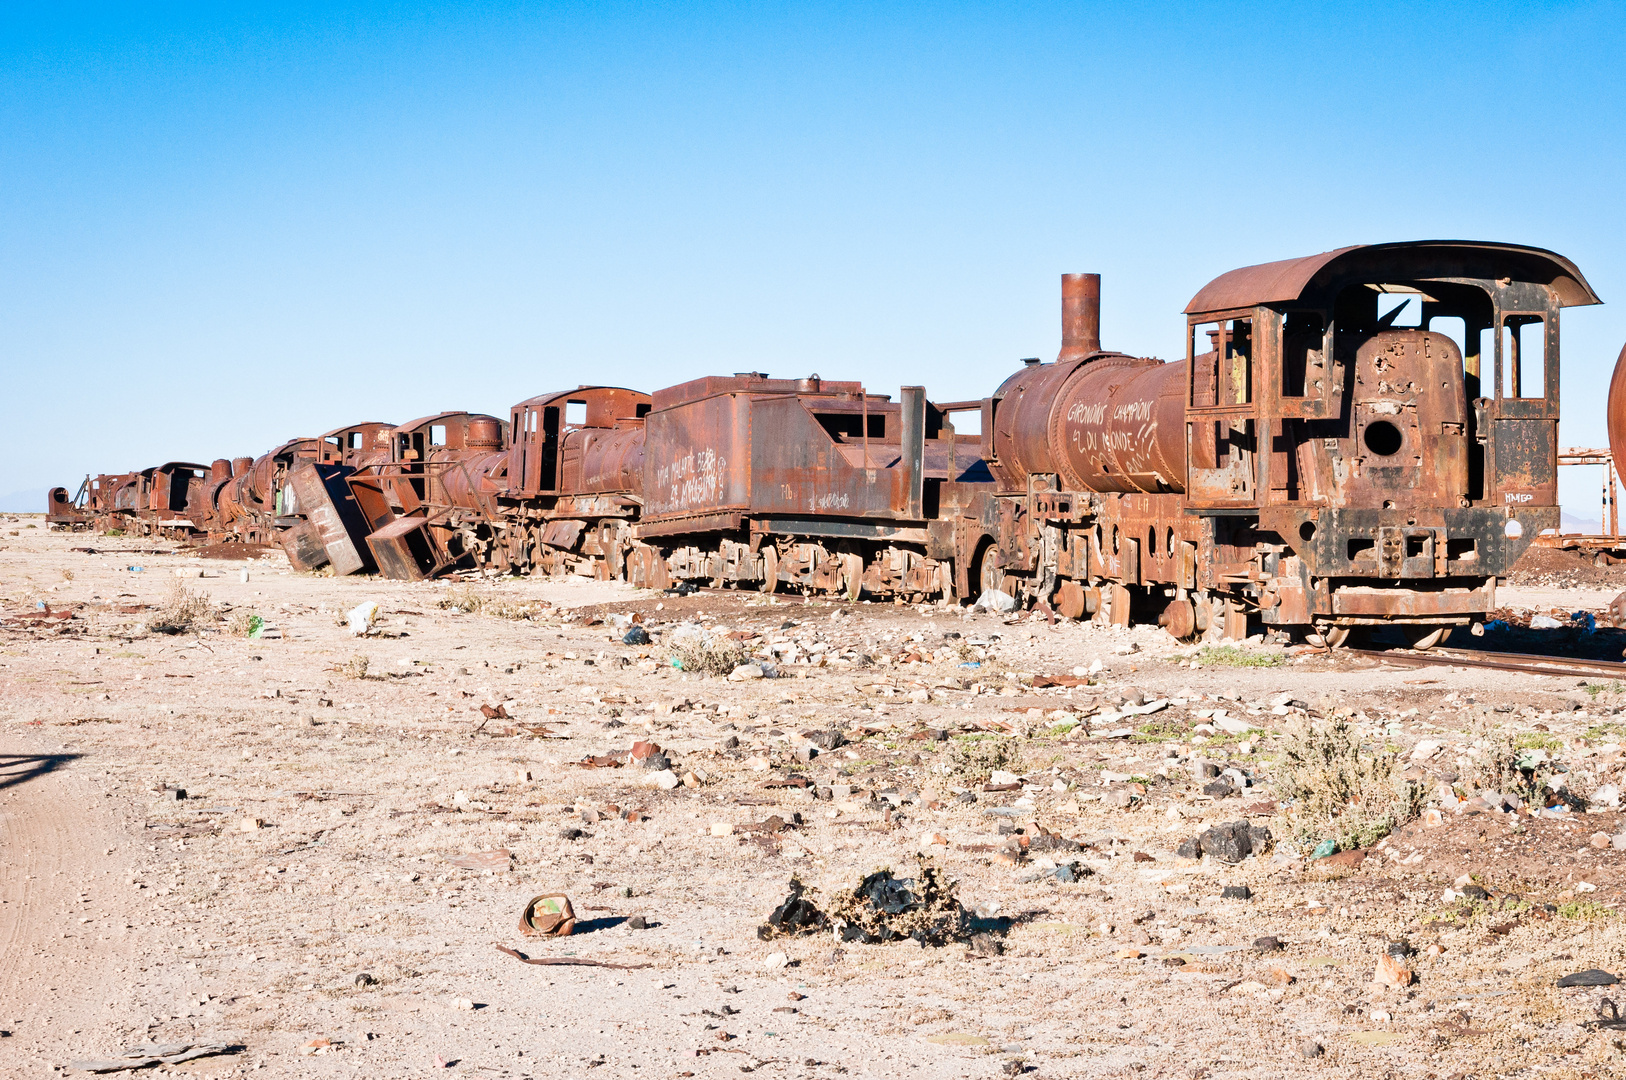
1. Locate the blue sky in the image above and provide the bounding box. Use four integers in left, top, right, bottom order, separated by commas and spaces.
4, 1, 1625, 516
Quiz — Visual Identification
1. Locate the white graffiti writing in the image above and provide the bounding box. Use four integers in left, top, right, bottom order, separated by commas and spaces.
813, 491, 850, 511
1066, 401, 1107, 426
653, 447, 729, 510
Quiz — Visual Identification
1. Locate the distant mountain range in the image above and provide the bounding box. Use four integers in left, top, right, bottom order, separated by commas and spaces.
0, 488, 45, 513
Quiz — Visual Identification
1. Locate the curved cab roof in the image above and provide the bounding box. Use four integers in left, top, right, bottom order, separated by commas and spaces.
1185, 241, 1600, 316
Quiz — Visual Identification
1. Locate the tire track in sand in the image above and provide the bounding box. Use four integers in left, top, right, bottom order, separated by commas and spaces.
0, 736, 156, 1068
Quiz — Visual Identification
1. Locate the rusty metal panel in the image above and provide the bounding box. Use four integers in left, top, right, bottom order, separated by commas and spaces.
541, 519, 586, 549
1341, 331, 1469, 509
749, 396, 896, 518
279, 519, 328, 573
1492, 418, 1557, 507
286, 463, 376, 576
643, 394, 751, 521
367, 515, 450, 581
1331, 582, 1494, 618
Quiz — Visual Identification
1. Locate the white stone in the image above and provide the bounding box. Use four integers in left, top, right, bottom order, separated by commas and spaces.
1410, 740, 1442, 762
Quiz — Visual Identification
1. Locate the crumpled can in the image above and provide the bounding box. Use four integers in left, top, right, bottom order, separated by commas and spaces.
518, 893, 576, 938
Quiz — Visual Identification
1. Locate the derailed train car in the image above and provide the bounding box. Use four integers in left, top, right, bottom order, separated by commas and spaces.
51, 239, 1597, 645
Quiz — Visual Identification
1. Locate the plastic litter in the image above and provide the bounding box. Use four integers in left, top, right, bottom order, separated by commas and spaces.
1530, 614, 1564, 630
347, 601, 380, 637
973, 589, 1019, 613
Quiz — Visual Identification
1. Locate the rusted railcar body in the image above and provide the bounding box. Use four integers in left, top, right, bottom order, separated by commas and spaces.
626, 374, 990, 599
47, 471, 141, 529
964, 243, 1596, 645
274, 422, 396, 574
356, 391, 655, 581
345, 411, 512, 579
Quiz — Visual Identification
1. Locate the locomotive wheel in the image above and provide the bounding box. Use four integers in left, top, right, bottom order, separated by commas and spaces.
1158, 598, 1195, 639
1056, 580, 1087, 620
841, 552, 864, 601
974, 543, 1006, 597
759, 545, 778, 594
1406, 626, 1448, 651
1308, 624, 1353, 649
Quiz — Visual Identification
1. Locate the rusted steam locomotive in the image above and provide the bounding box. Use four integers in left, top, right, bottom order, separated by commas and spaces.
52, 240, 1594, 645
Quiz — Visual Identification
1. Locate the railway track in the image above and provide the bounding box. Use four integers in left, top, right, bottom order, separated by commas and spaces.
1347, 646, 1626, 681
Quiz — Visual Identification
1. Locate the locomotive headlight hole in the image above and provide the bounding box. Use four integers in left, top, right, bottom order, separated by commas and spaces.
1362, 420, 1404, 456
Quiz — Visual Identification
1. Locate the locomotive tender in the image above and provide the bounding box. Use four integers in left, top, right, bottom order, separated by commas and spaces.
50, 240, 1595, 645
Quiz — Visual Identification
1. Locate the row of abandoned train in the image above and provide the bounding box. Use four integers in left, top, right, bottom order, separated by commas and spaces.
51, 241, 1598, 648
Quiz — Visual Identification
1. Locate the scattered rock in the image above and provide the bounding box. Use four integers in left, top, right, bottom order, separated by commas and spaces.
1180, 820, 1269, 863
1318, 848, 1366, 869
1220, 884, 1251, 901
1373, 953, 1414, 988
1556, 969, 1619, 988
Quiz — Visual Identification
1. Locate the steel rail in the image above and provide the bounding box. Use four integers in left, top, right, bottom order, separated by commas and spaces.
1347, 647, 1626, 680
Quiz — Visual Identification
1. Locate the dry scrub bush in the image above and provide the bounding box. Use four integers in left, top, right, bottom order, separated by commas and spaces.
1459, 721, 1572, 807
148, 580, 216, 634
948, 735, 1025, 784
437, 586, 487, 614
437, 586, 547, 620
483, 599, 550, 620
1270, 718, 1422, 850
665, 636, 750, 676
225, 611, 261, 637
341, 654, 371, 680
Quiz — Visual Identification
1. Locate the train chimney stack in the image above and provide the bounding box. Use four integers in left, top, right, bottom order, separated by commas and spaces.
1057, 272, 1101, 362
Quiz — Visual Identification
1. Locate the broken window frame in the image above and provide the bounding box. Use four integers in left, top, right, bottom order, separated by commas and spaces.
1185, 309, 1262, 508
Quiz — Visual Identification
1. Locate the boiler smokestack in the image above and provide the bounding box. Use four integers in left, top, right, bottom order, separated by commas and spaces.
1057, 272, 1101, 362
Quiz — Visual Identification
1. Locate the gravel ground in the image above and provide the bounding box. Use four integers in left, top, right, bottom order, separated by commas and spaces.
5, 516, 1626, 1079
